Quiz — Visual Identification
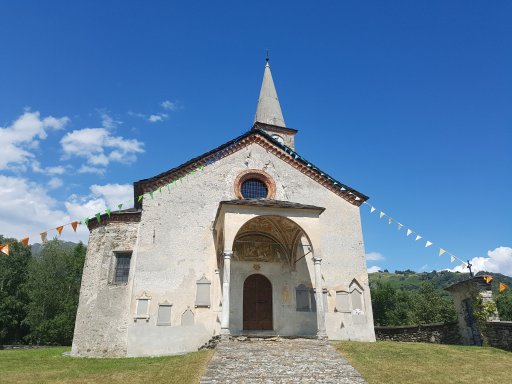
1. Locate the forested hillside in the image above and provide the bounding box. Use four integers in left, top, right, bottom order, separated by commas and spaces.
369, 270, 512, 326
0, 236, 85, 345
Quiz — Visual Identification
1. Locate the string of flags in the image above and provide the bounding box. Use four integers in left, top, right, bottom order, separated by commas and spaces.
0, 131, 509, 295
363, 201, 509, 293
483, 275, 509, 293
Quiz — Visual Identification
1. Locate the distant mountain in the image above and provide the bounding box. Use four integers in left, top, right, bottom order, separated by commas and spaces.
30, 241, 82, 257
369, 270, 512, 296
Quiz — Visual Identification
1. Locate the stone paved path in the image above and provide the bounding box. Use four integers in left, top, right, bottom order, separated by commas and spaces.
200, 338, 367, 384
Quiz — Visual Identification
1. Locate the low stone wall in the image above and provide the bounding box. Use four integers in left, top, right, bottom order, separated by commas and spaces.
485, 321, 512, 352
375, 322, 462, 344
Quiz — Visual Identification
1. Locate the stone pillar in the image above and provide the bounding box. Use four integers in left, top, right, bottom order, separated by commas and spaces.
313, 256, 327, 338
220, 251, 232, 338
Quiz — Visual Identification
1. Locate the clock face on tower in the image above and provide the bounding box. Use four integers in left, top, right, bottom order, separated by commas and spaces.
271, 134, 285, 145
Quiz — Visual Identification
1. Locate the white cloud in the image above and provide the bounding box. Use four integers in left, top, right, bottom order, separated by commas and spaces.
60, 127, 144, 170
100, 112, 120, 130
78, 165, 105, 175
47, 177, 63, 190
0, 111, 69, 171
65, 183, 133, 222
366, 251, 385, 261
0, 175, 87, 243
451, 247, 512, 276
148, 113, 168, 123
32, 161, 66, 176
161, 100, 178, 111
367, 266, 382, 273
0, 176, 135, 244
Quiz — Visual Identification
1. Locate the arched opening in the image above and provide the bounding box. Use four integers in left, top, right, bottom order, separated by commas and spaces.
243, 274, 273, 330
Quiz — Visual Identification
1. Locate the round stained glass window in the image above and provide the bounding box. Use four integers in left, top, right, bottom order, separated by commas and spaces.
241, 178, 268, 199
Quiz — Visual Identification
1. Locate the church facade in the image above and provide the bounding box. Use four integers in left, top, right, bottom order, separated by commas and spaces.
71, 60, 376, 357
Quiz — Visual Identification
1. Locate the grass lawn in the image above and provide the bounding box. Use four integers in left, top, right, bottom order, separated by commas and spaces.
334, 341, 512, 384
0, 347, 213, 384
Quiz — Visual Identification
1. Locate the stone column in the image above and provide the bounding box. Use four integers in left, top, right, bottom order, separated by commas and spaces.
313, 256, 327, 338
220, 251, 233, 338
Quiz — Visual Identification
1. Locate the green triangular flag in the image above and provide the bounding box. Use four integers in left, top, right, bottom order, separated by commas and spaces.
138, 195, 143, 202
82, 217, 89, 226
149, 191, 154, 199
118, 203, 123, 210
159, 186, 163, 193
166, 183, 170, 192
95, 213, 101, 224
106, 208, 111, 218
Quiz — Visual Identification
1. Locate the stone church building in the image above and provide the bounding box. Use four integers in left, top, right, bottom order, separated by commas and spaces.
71, 59, 376, 357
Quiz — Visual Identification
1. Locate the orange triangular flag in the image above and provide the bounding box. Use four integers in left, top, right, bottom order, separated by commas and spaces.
0, 244, 10, 256
499, 282, 508, 293
20, 237, 29, 247
56, 226, 64, 235
71, 221, 78, 232
483, 275, 493, 284
41, 232, 48, 243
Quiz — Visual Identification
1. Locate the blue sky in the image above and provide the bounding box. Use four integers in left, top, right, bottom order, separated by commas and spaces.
0, 1, 511, 274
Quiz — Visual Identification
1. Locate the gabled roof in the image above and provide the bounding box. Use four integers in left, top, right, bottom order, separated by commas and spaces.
133, 129, 369, 209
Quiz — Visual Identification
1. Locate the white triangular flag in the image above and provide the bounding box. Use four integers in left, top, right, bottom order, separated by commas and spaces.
388, 217, 393, 224
380, 212, 385, 219
370, 206, 376, 213
415, 235, 422, 241
439, 248, 446, 256
398, 223, 403, 230
406, 229, 412, 236
425, 241, 433, 248
450, 255, 456, 263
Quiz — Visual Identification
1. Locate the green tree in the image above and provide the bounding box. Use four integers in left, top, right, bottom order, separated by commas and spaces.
0, 237, 31, 344
496, 291, 512, 321
371, 282, 413, 326
410, 282, 457, 324
24, 240, 86, 345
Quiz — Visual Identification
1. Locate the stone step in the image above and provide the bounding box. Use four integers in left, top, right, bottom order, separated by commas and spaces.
200, 338, 367, 384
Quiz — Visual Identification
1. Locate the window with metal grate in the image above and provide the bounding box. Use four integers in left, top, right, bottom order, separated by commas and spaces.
241, 178, 268, 199
114, 253, 131, 283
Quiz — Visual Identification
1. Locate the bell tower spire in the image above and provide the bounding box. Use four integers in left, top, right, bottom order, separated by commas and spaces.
254, 54, 286, 127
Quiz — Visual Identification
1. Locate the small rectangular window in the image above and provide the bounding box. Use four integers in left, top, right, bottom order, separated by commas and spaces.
114, 252, 131, 284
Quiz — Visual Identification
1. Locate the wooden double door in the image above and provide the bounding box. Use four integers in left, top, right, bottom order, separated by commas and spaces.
243, 274, 273, 330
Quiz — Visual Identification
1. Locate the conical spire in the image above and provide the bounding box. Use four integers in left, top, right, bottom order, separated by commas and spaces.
254, 57, 286, 127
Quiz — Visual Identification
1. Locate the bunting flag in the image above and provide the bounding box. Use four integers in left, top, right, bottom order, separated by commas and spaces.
40, 232, 48, 243
380, 212, 385, 219
95, 213, 101, 224
0, 244, 10, 256
118, 203, 123, 210
82, 217, 89, 226
138, 195, 143, 202
415, 235, 422, 241
483, 275, 493, 284
56, 226, 64, 235
450, 255, 456, 263
370, 206, 376, 213
397, 223, 403, 230
149, 192, 154, 199
71, 221, 78, 232
406, 229, 412, 236
439, 248, 446, 256
499, 283, 509, 293
425, 241, 433, 248
106, 208, 111, 218
388, 217, 393, 224
20, 237, 30, 247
